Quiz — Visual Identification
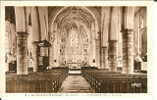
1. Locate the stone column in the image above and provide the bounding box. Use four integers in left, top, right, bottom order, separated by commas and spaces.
122, 7, 134, 74
100, 47, 104, 69
122, 29, 134, 73
102, 47, 109, 70
16, 32, 28, 75
15, 7, 28, 75
109, 7, 121, 72
101, 7, 110, 70
109, 40, 118, 72
96, 38, 101, 69
31, 7, 40, 72
91, 23, 96, 67
49, 42, 54, 67
32, 44, 38, 72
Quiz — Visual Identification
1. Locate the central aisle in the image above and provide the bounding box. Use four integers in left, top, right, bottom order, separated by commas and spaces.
58, 75, 95, 93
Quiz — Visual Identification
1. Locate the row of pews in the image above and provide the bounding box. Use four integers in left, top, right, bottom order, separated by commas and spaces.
82, 67, 147, 93
6, 67, 69, 93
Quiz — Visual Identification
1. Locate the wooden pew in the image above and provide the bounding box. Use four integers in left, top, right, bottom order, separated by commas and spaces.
82, 69, 147, 93
6, 67, 69, 93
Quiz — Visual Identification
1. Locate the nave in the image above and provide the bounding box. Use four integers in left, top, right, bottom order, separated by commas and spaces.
5, 6, 147, 93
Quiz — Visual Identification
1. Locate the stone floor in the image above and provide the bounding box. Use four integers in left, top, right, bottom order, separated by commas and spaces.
58, 75, 95, 93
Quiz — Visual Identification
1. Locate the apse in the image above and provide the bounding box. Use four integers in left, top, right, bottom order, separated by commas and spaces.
49, 7, 98, 68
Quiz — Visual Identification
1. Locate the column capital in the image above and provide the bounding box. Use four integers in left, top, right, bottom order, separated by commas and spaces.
16, 32, 28, 37
121, 28, 134, 33
109, 40, 118, 43
102, 46, 108, 49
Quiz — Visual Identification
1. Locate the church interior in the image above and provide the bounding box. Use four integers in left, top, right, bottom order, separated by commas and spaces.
5, 6, 147, 93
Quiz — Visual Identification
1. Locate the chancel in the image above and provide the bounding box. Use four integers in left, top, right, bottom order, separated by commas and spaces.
5, 6, 147, 93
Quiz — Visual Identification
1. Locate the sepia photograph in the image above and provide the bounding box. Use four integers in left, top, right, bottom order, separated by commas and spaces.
4, 6, 147, 93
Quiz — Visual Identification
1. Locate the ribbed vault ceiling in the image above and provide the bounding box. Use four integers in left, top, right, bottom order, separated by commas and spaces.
53, 6, 96, 45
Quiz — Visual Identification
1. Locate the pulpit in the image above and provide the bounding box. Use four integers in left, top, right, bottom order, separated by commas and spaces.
33, 40, 51, 72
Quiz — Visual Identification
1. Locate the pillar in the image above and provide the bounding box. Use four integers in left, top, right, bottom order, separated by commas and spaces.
96, 37, 101, 69
16, 32, 28, 75
109, 40, 118, 72
49, 38, 54, 67
101, 47, 109, 70
100, 47, 104, 69
101, 7, 110, 69
32, 44, 38, 72
109, 7, 121, 72
31, 7, 40, 72
90, 23, 96, 67
122, 7, 134, 74
122, 29, 134, 73
15, 7, 28, 75
38, 7, 48, 40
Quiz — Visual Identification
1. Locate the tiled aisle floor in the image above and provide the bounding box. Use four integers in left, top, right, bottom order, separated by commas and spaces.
58, 75, 95, 93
